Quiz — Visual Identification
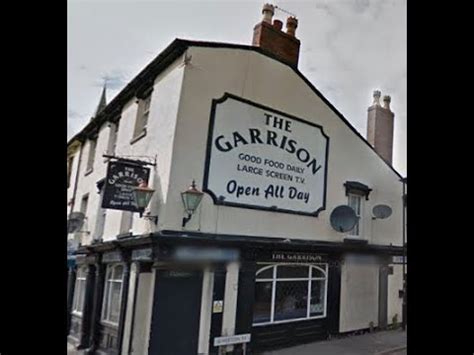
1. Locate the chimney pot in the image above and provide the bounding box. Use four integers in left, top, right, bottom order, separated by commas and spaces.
372, 90, 381, 106
262, 3, 275, 23
383, 95, 391, 110
286, 16, 298, 36
273, 19, 283, 31
252, 5, 300, 67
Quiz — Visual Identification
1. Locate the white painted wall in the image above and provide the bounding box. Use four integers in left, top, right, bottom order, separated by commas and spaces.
221, 262, 240, 353
68, 53, 186, 246
198, 269, 214, 355
130, 270, 154, 355
339, 254, 379, 332
121, 263, 138, 355
161, 46, 403, 247
387, 264, 403, 325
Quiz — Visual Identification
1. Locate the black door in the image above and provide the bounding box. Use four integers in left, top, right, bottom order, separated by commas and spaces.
148, 269, 203, 355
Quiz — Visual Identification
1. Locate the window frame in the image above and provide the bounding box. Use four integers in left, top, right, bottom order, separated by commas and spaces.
67, 155, 74, 188
85, 136, 98, 175
131, 93, 152, 143
101, 264, 125, 327
347, 193, 363, 236
253, 263, 328, 327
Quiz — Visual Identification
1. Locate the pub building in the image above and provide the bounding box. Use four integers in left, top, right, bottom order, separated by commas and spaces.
67, 4, 406, 355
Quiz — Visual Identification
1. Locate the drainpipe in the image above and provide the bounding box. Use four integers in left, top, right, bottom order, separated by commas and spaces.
401, 177, 407, 330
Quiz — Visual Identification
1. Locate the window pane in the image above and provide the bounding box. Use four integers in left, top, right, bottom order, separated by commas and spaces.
277, 265, 308, 278
311, 266, 326, 278
113, 265, 124, 280
109, 282, 122, 323
142, 112, 149, 128
274, 281, 308, 321
310, 280, 326, 316
78, 280, 86, 313
253, 282, 272, 324
144, 96, 151, 111
102, 280, 110, 320
256, 266, 273, 279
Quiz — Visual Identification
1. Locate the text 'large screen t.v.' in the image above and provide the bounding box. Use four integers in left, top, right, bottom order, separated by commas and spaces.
203, 94, 329, 216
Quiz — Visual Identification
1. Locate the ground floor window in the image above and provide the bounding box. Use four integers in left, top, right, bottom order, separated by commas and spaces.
101, 264, 124, 325
253, 263, 328, 326
72, 266, 87, 314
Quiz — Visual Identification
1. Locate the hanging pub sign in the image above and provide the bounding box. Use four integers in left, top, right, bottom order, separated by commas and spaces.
203, 93, 329, 216
102, 160, 150, 212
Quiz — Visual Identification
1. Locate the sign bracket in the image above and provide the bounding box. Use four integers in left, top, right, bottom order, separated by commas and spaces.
103, 154, 157, 167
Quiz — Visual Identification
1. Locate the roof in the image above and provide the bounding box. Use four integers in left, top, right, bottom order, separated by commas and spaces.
67, 38, 403, 179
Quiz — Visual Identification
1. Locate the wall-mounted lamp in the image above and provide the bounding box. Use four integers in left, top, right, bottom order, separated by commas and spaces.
181, 180, 204, 227
133, 182, 158, 224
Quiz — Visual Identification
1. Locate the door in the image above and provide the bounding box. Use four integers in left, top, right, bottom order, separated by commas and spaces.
148, 269, 203, 355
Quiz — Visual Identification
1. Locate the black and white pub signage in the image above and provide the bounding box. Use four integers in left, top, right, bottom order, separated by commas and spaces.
203, 93, 329, 216
102, 161, 150, 212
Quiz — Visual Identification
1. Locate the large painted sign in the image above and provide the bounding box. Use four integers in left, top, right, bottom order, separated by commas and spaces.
203, 93, 329, 216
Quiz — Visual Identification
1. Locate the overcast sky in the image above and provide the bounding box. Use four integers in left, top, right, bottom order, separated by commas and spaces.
68, 0, 406, 175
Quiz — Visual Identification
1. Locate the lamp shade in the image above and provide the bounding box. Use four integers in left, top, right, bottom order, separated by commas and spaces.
181, 180, 204, 214
133, 182, 155, 210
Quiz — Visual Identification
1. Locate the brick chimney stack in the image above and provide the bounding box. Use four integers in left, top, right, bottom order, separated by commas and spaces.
252, 4, 301, 67
367, 90, 395, 165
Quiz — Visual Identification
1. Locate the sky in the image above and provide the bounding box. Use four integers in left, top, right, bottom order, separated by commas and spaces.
68, 0, 406, 176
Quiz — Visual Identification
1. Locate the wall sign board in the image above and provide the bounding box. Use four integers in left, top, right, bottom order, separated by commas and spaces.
204, 93, 329, 216
102, 161, 150, 212
214, 334, 251, 347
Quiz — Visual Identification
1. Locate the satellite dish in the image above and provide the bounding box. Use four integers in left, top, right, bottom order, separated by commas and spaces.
372, 204, 392, 219
330, 205, 358, 233
67, 212, 85, 233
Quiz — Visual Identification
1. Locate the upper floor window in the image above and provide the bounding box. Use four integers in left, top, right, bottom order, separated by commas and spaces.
132, 94, 151, 142
348, 193, 363, 236
106, 121, 120, 159
67, 155, 74, 188
86, 136, 97, 174
344, 181, 371, 237
101, 264, 124, 325
253, 264, 328, 326
80, 193, 89, 214
72, 266, 87, 314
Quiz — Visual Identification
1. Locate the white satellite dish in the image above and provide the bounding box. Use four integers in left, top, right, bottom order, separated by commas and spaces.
372, 204, 392, 219
67, 212, 85, 233
330, 205, 358, 233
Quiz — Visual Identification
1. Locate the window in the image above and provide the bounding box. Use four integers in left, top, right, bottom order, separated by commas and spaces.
253, 264, 328, 326
348, 193, 362, 236
101, 264, 124, 325
72, 267, 87, 314
132, 94, 151, 141
86, 137, 97, 173
67, 155, 74, 188
106, 121, 120, 158
80, 194, 89, 215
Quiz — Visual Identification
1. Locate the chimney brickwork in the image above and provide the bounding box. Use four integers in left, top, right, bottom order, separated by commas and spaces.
367, 90, 395, 165
252, 4, 301, 67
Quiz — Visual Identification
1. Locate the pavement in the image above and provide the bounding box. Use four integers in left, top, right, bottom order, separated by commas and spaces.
67, 329, 406, 355
260, 329, 406, 355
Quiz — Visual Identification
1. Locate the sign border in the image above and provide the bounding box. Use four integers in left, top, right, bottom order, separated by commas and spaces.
202, 92, 330, 217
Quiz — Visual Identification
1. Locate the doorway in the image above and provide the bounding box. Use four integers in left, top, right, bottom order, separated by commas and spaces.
148, 269, 203, 355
